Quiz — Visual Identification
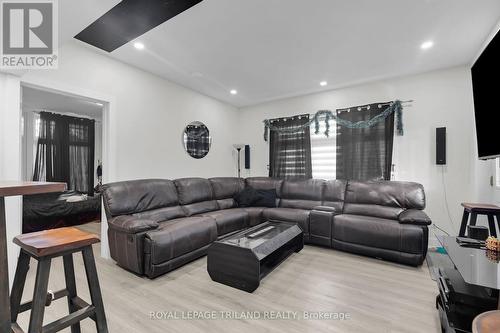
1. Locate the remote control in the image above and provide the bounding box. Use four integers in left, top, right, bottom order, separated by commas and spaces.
247, 226, 275, 238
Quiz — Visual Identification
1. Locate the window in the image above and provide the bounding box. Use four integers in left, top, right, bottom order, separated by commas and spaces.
309, 102, 395, 181
311, 118, 336, 180
496, 158, 500, 187
33, 112, 95, 195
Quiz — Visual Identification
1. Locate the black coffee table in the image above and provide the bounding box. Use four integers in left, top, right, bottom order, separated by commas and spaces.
207, 221, 303, 292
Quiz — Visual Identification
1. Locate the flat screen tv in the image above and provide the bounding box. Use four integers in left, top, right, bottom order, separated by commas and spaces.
472, 28, 500, 160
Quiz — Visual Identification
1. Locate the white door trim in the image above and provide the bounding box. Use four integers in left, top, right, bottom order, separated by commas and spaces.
20, 77, 117, 259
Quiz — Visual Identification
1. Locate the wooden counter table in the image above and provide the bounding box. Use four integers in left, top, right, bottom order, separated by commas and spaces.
0, 181, 66, 333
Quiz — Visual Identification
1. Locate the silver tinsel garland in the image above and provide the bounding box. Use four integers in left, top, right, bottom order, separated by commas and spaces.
263, 100, 403, 141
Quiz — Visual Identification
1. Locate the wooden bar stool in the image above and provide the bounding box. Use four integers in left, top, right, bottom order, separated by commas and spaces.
459, 203, 500, 238
10, 227, 108, 333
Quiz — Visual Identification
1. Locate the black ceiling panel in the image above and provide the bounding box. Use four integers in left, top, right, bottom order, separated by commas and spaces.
75, 0, 204, 52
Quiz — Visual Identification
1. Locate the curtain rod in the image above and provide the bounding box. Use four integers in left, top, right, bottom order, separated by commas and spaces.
29, 110, 102, 123
336, 100, 413, 113
269, 113, 309, 122
269, 100, 413, 122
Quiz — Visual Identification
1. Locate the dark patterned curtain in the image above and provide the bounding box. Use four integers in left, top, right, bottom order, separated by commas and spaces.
185, 124, 210, 159
33, 114, 68, 185
68, 120, 95, 194
336, 102, 394, 181
33, 112, 95, 195
269, 115, 312, 179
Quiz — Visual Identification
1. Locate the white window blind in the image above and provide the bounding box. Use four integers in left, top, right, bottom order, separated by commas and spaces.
310, 118, 336, 180
496, 158, 500, 187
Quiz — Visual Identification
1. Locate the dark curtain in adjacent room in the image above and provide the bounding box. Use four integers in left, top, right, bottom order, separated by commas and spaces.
336, 103, 394, 181
185, 124, 210, 158
68, 119, 95, 194
33, 113, 69, 185
33, 112, 95, 195
269, 115, 312, 179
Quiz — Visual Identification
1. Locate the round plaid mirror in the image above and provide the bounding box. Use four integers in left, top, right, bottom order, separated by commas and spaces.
183, 121, 212, 159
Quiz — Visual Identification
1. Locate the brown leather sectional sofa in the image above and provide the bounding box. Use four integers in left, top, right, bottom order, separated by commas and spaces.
101, 177, 432, 278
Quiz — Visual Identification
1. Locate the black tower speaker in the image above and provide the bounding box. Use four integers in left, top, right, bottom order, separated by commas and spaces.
436, 127, 446, 165
244, 145, 250, 169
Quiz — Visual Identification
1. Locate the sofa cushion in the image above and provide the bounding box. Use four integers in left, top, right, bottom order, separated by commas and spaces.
102, 179, 179, 217
333, 214, 425, 254
108, 215, 158, 234
322, 180, 347, 213
245, 177, 283, 194
343, 180, 425, 219
263, 208, 310, 234
174, 178, 218, 216
182, 201, 219, 217
343, 204, 403, 220
279, 179, 324, 210
209, 177, 244, 209
133, 206, 186, 223
345, 180, 426, 209
174, 178, 214, 204
145, 216, 217, 265
245, 177, 283, 206
243, 207, 266, 226
200, 209, 249, 236
398, 209, 432, 226
253, 189, 277, 207
312, 206, 338, 213
234, 186, 258, 207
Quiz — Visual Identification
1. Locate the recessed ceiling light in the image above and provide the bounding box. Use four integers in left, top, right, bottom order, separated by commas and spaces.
134, 42, 145, 50
320, 81, 328, 86
230, 89, 238, 95
420, 41, 434, 50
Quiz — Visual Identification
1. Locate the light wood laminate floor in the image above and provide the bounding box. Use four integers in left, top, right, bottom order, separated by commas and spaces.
16, 223, 440, 332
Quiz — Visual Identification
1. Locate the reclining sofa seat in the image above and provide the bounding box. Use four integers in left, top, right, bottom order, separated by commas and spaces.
102, 179, 210, 277
332, 180, 429, 266
202, 177, 249, 235
102, 177, 431, 279
262, 178, 325, 241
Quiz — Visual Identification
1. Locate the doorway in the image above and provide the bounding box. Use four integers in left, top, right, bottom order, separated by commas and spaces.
20, 85, 104, 236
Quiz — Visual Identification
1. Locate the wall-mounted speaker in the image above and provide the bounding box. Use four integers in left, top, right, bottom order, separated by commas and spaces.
436, 127, 446, 165
244, 145, 250, 169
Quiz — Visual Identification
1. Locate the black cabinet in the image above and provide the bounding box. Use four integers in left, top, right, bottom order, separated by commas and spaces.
436, 267, 498, 332
432, 237, 500, 333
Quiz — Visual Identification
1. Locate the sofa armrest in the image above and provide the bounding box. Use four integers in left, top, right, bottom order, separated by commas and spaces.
108, 215, 159, 233
398, 209, 432, 226
312, 206, 337, 213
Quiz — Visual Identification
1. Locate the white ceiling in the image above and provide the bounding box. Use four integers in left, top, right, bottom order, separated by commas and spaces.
22, 86, 103, 119
60, 0, 500, 107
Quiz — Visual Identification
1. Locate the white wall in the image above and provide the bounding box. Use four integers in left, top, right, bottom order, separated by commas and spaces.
238, 66, 493, 236
21, 42, 241, 181
21, 110, 35, 181
95, 120, 102, 186
0, 41, 241, 278
0, 73, 22, 285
